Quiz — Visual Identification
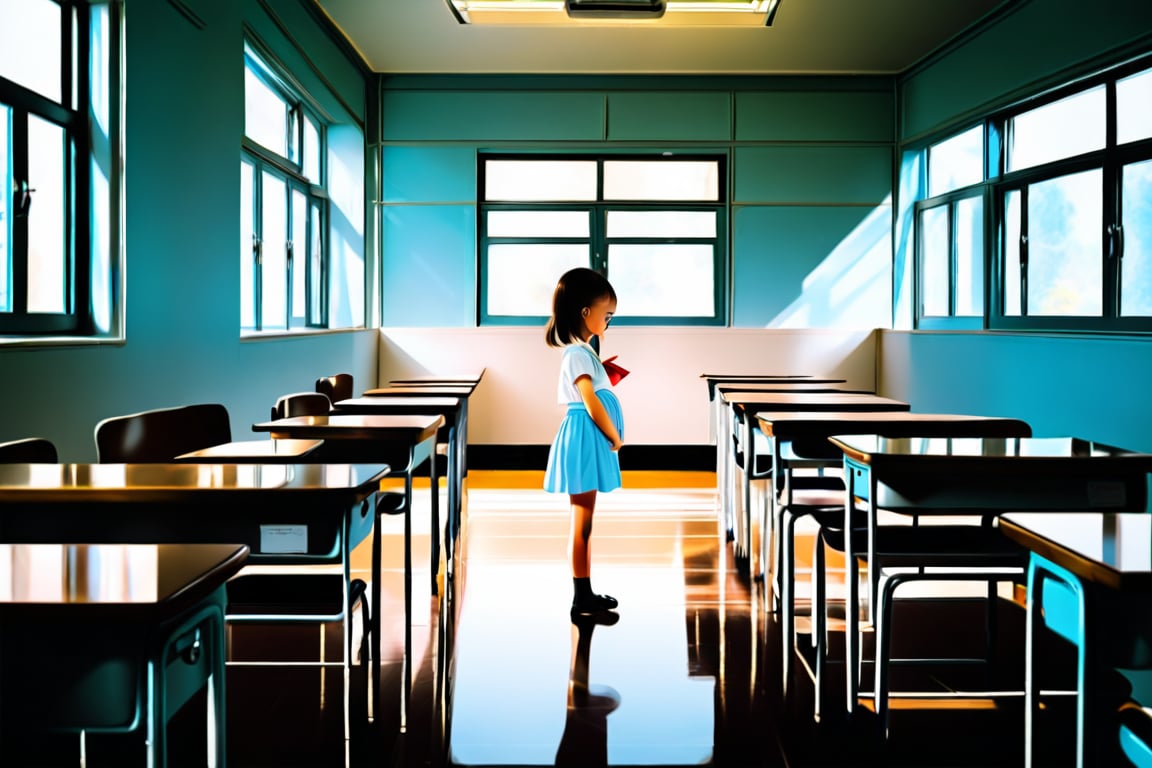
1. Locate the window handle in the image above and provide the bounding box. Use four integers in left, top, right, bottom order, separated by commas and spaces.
14, 180, 35, 218
253, 233, 262, 266
1109, 224, 1125, 261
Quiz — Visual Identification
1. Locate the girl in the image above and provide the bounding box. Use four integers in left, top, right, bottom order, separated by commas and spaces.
543, 267, 624, 615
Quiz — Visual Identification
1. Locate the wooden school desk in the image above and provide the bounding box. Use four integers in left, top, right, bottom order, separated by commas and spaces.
1001, 512, 1152, 768
251, 412, 443, 731
826, 435, 1152, 724
0, 462, 385, 744
755, 411, 1032, 697
0, 542, 249, 767
334, 395, 466, 572
720, 391, 909, 576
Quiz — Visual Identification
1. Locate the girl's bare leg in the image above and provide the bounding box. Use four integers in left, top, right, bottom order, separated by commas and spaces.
569, 490, 618, 613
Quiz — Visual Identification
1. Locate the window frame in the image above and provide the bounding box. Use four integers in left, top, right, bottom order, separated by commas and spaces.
911, 55, 1152, 335
476, 153, 729, 327
0, 0, 97, 337
241, 43, 329, 334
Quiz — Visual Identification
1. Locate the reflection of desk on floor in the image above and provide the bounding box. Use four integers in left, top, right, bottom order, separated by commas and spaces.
0, 542, 249, 766
1001, 512, 1152, 768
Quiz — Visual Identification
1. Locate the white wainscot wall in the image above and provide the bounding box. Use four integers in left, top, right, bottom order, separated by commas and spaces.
380, 327, 879, 446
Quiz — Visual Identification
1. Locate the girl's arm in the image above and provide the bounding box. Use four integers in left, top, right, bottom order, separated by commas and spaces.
574, 375, 622, 452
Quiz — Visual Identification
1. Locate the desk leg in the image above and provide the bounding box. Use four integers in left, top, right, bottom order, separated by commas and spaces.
843, 458, 859, 716
445, 424, 459, 581
430, 438, 441, 596
740, 409, 754, 571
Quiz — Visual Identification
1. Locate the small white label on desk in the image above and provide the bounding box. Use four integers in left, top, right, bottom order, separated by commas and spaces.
260, 525, 307, 553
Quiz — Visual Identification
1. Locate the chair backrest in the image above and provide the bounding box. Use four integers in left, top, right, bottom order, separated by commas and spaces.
0, 437, 58, 463
315, 373, 353, 404
271, 392, 332, 421
94, 403, 232, 462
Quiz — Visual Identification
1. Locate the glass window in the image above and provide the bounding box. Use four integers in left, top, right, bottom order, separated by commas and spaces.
919, 205, 949, 317
603, 160, 719, 201
2, 0, 115, 338
954, 196, 983, 317
1120, 158, 1152, 316
484, 160, 597, 202
242, 44, 331, 333
1117, 67, 1152, 145
479, 155, 726, 325
0, 0, 62, 104
927, 125, 983, 197
1003, 169, 1103, 317
1007, 86, 1106, 172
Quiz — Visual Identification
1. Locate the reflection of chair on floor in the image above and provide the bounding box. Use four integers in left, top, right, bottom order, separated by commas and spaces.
94, 401, 371, 738
0, 437, 58, 463
316, 373, 354, 404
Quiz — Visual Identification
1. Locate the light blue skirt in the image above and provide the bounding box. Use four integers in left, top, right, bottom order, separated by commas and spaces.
543, 389, 624, 495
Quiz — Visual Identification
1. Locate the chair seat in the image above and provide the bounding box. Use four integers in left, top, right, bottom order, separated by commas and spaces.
821, 522, 1028, 566
1119, 701, 1152, 767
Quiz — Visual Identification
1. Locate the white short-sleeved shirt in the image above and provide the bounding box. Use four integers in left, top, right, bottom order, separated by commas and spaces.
556, 342, 611, 404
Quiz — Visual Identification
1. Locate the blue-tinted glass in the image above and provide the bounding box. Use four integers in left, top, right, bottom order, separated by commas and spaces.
1120, 158, 1152, 316
1026, 169, 1102, 316
928, 126, 983, 196
1008, 87, 1105, 172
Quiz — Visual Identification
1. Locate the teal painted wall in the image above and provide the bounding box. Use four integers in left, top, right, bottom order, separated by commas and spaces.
900, 0, 1152, 141
884, 0, 1152, 452
0, 0, 377, 461
379, 77, 895, 328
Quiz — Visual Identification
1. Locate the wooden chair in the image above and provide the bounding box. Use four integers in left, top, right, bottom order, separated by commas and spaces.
0, 437, 58, 463
271, 391, 332, 420
316, 373, 353, 404
94, 403, 231, 462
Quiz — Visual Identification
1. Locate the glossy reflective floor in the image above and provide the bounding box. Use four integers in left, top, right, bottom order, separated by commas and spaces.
20, 471, 1114, 767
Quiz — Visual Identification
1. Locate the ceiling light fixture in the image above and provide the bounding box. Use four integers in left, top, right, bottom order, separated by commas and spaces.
446, 0, 781, 27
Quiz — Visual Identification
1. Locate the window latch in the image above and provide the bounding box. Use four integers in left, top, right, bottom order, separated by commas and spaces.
253, 233, 262, 266
14, 180, 35, 218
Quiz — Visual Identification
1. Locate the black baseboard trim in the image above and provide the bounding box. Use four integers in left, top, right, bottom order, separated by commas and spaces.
467, 444, 716, 472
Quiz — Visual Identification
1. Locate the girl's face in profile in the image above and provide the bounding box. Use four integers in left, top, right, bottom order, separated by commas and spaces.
581, 295, 617, 340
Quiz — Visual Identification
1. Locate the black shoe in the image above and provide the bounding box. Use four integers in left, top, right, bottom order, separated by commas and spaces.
571, 593, 619, 615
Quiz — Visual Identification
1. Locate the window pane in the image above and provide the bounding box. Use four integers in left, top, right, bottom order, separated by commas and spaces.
291, 188, 307, 327
303, 115, 320, 182
0, 104, 9, 312
1120, 158, 1152, 316
487, 244, 587, 315
1004, 190, 1022, 316
484, 160, 596, 202
603, 160, 719, 201
928, 125, 983, 196
608, 244, 714, 316
1027, 169, 1102, 316
606, 210, 716, 238
309, 203, 323, 325
261, 172, 288, 330
240, 162, 255, 329
1118, 68, 1152, 145
0, 0, 61, 103
245, 66, 289, 158
26, 115, 66, 313
954, 196, 984, 317
919, 206, 949, 317
487, 210, 588, 238
1007, 86, 1105, 172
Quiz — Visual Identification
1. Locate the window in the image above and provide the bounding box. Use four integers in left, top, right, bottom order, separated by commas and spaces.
1, 0, 117, 337
911, 58, 1152, 333
996, 61, 1152, 331
479, 155, 726, 325
915, 126, 985, 327
241, 44, 327, 333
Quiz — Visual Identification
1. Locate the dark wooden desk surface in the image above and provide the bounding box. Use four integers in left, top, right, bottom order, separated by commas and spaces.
0, 543, 249, 620
175, 438, 323, 462
1001, 513, 1152, 592
252, 413, 444, 443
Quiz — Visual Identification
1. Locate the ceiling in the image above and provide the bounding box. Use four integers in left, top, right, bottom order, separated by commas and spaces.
312, 0, 1010, 76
